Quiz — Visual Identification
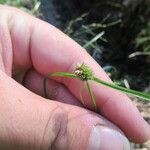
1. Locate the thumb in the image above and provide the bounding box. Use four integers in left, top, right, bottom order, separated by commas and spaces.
0, 70, 130, 150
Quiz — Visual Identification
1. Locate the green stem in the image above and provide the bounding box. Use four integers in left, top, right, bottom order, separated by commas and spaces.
93, 77, 150, 101
83, 31, 105, 48
79, 81, 85, 106
44, 72, 77, 98
44, 71, 150, 103
50, 72, 77, 78
86, 80, 98, 112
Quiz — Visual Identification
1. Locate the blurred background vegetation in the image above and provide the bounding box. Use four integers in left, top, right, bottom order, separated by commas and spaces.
0, 0, 41, 15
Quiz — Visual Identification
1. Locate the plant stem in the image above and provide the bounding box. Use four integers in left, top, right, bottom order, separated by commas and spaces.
86, 80, 98, 112
93, 77, 150, 101
50, 72, 77, 78
83, 31, 105, 48
79, 81, 85, 106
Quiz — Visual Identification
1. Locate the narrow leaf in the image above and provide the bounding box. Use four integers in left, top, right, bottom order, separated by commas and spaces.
44, 72, 76, 98
93, 77, 150, 101
86, 81, 98, 112
50, 72, 77, 78
79, 81, 85, 106
83, 31, 105, 48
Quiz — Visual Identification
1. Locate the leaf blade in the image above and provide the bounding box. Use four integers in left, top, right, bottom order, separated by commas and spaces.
79, 81, 85, 106
83, 31, 105, 48
86, 80, 98, 112
93, 77, 150, 101
44, 72, 77, 98
50, 72, 77, 78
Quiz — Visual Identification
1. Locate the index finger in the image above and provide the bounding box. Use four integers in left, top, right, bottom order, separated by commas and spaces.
2, 6, 150, 143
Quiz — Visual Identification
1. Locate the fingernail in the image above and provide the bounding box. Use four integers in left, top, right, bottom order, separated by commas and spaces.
88, 125, 130, 150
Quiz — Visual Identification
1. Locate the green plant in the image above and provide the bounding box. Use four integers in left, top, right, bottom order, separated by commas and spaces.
132, 21, 150, 58
0, 0, 6, 3
64, 12, 121, 55
0, 0, 41, 16
136, 21, 150, 53
44, 63, 150, 112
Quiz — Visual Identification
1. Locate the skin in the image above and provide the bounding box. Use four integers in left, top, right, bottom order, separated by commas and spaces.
0, 5, 149, 149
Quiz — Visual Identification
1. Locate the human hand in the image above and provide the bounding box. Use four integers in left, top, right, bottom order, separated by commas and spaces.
0, 5, 149, 150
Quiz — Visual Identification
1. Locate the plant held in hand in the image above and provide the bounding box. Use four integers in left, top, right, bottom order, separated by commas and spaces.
44, 63, 150, 112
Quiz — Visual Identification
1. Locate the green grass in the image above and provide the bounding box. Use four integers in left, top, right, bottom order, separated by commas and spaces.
44, 63, 150, 111
135, 21, 150, 54
0, 0, 41, 16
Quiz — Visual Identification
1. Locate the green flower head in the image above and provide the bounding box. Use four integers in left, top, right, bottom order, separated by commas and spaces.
74, 63, 94, 81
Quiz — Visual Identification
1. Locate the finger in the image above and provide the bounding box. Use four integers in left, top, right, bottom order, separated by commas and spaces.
0, 5, 149, 143
23, 69, 82, 106
0, 70, 130, 150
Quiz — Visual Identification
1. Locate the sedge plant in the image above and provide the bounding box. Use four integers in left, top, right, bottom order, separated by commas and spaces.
44, 63, 150, 112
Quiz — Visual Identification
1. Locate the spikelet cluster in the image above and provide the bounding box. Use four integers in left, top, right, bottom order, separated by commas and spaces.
74, 63, 94, 81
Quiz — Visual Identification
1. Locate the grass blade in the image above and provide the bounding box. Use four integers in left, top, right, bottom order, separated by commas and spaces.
44, 72, 77, 98
79, 81, 85, 106
93, 77, 150, 101
86, 80, 98, 112
83, 31, 105, 48
50, 72, 77, 78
